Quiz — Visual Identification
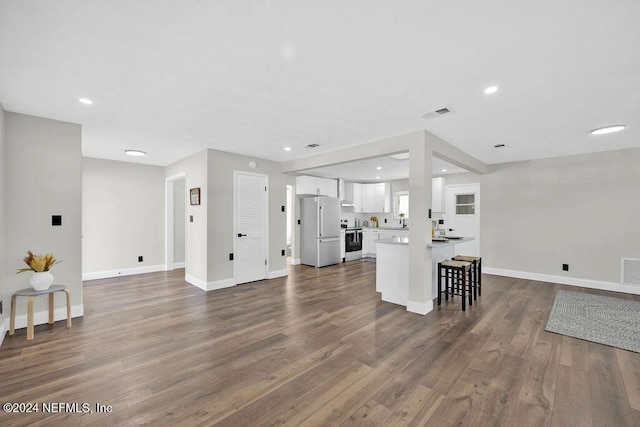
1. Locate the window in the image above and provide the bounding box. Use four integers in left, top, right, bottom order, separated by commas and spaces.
394, 191, 409, 219
455, 193, 475, 215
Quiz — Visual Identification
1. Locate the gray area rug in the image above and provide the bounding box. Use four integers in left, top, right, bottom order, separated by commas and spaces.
545, 290, 640, 353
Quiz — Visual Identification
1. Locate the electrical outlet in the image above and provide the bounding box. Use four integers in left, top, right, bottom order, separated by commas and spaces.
562, 263, 569, 271
138, 256, 143, 262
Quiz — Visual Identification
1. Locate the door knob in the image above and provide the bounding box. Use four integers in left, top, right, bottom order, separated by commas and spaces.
237, 233, 247, 237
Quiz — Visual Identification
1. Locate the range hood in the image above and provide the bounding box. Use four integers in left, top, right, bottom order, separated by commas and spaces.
338, 178, 357, 207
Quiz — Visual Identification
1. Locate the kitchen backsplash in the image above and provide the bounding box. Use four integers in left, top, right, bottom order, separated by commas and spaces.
340, 211, 407, 228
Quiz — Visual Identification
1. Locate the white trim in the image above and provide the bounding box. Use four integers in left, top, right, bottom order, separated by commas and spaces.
3, 304, 84, 333
185, 275, 236, 292
290, 258, 301, 265
83, 264, 166, 281
483, 267, 639, 295
407, 300, 433, 315
0, 321, 7, 348
267, 269, 288, 279
173, 262, 185, 269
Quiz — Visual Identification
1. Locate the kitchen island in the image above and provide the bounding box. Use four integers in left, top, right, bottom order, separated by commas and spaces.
375, 236, 475, 308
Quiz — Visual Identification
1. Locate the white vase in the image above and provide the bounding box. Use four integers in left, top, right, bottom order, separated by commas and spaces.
30, 271, 54, 291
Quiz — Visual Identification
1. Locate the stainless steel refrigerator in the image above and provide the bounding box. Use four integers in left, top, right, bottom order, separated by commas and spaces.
300, 196, 341, 267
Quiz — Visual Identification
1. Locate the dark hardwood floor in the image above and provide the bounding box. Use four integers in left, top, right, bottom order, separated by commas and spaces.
2, 260, 640, 426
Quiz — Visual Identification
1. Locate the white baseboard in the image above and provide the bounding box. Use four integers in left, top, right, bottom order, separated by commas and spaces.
172, 262, 185, 269
290, 258, 301, 265
407, 300, 434, 315
2, 304, 84, 335
267, 269, 288, 279
483, 267, 638, 295
0, 320, 7, 348
82, 265, 166, 281
185, 275, 236, 292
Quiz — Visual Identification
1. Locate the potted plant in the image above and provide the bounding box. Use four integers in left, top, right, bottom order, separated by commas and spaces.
17, 251, 61, 291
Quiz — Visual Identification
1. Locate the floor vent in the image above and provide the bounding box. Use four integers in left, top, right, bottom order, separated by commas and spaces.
621, 258, 640, 287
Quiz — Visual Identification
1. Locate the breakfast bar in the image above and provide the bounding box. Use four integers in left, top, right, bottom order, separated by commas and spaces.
375, 236, 475, 308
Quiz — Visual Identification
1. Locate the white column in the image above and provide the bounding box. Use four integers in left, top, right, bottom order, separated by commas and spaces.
407, 131, 433, 314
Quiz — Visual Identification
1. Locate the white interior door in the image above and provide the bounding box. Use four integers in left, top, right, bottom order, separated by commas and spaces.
235, 172, 268, 284
445, 183, 480, 257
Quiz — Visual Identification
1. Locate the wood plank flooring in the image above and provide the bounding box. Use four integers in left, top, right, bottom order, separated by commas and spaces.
1, 261, 640, 426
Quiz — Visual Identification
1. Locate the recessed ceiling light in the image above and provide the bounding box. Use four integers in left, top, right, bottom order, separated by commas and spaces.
590, 125, 626, 135
376, 176, 381, 180
376, 166, 382, 170
484, 86, 498, 94
442, 169, 447, 172
284, 147, 291, 151
79, 98, 93, 105
125, 150, 146, 157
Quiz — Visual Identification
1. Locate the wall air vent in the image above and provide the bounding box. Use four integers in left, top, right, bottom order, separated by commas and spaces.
306, 143, 320, 148
621, 258, 640, 287
419, 107, 452, 120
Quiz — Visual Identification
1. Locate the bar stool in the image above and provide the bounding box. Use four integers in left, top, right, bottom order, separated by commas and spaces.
453, 255, 482, 299
438, 260, 473, 311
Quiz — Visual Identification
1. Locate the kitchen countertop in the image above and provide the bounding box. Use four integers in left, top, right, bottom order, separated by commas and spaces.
376, 236, 474, 247
362, 226, 409, 231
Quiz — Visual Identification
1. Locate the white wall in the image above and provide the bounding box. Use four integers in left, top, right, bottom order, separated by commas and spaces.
445, 147, 640, 288
82, 157, 165, 278
166, 150, 208, 286
206, 149, 288, 282
4, 112, 82, 320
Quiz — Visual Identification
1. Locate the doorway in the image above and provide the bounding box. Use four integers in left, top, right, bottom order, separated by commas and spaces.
445, 183, 481, 256
165, 173, 186, 272
234, 171, 268, 284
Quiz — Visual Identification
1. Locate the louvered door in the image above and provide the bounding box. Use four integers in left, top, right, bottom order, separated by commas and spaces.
235, 172, 268, 284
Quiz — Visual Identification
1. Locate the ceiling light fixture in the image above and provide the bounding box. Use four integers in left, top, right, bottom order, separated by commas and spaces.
125, 150, 146, 157
376, 166, 382, 170
284, 147, 291, 151
442, 169, 447, 173
376, 176, 381, 180
78, 97, 93, 105
590, 125, 626, 135
484, 86, 498, 94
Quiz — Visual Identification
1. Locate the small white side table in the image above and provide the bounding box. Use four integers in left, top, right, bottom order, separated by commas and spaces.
9, 285, 71, 340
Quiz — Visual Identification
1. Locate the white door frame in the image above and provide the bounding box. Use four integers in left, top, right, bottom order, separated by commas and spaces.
233, 170, 269, 284
165, 172, 187, 271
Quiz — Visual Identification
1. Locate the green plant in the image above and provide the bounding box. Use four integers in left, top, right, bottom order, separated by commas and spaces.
16, 251, 60, 273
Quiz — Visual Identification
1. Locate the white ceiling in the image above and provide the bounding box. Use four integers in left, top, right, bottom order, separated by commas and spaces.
1, 1, 638, 168
302, 155, 467, 182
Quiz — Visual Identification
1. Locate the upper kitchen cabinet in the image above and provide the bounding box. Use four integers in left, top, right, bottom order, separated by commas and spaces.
342, 182, 363, 212
432, 177, 445, 212
361, 183, 390, 213
296, 175, 338, 197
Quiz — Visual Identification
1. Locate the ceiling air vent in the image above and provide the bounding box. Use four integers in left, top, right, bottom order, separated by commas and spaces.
493, 143, 507, 149
419, 107, 452, 120
306, 143, 319, 148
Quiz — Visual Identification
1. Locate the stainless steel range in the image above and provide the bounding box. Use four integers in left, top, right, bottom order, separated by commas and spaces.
344, 228, 363, 261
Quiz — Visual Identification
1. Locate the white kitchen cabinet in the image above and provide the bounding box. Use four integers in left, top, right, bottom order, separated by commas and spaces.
296, 175, 337, 197
378, 229, 409, 240
343, 182, 363, 212
340, 229, 346, 261
362, 229, 380, 256
360, 183, 390, 213
432, 177, 445, 212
